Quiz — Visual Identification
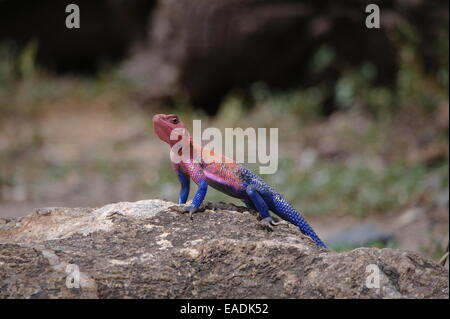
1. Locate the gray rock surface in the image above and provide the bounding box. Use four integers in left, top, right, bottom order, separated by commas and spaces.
326, 223, 394, 247
0, 200, 448, 298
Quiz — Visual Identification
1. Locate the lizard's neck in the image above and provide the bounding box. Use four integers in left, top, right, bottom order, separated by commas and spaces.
169, 135, 203, 162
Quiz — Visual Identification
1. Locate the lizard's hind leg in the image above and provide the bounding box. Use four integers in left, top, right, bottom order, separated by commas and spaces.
241, 199, 256, 210
245, 185, 279, 231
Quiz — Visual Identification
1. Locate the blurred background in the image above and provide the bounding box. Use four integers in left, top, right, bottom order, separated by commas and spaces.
0, 0, 448, 259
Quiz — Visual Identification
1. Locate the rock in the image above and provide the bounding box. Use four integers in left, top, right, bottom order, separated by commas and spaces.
123, 0, 448, 114
326, 223, 394, 247
0, 199, 448, 298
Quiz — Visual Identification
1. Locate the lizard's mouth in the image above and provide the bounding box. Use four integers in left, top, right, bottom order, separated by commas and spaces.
152, 115, 171, 143
154, 127, 171, 144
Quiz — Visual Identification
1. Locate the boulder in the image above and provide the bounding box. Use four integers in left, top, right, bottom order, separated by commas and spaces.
124, 0, 448, 113
0, 200, 448, 298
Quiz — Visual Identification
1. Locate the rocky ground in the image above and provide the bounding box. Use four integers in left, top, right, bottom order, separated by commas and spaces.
0, 199, 448, 298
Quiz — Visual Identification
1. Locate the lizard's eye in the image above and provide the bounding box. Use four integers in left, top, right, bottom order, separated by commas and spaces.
170, 117, 179, 124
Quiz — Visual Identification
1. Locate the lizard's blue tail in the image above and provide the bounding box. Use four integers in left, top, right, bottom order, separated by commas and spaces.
273, 196, 327, 248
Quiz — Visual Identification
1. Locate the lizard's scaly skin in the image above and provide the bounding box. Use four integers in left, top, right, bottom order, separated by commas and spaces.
153, 114, 327, 248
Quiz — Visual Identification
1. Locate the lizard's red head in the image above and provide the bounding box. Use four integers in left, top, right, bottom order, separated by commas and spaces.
153, 114, 187, 145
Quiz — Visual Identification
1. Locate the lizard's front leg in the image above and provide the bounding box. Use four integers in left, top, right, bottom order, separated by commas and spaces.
184, 179, 208, 219
175, 169, 190, 204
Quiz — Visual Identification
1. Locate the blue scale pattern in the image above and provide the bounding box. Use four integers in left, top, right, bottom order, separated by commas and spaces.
238, 167, 327, 248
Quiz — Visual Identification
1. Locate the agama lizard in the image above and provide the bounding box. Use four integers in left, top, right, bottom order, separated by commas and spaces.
153, 114, 327, 248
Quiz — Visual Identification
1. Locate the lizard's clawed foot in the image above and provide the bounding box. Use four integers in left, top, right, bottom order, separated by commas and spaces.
170, 204, 203, 219
182, 205, 199, 220
169, 205, 187, 214
258, 216, 277, 232
270, 218, 288, 226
